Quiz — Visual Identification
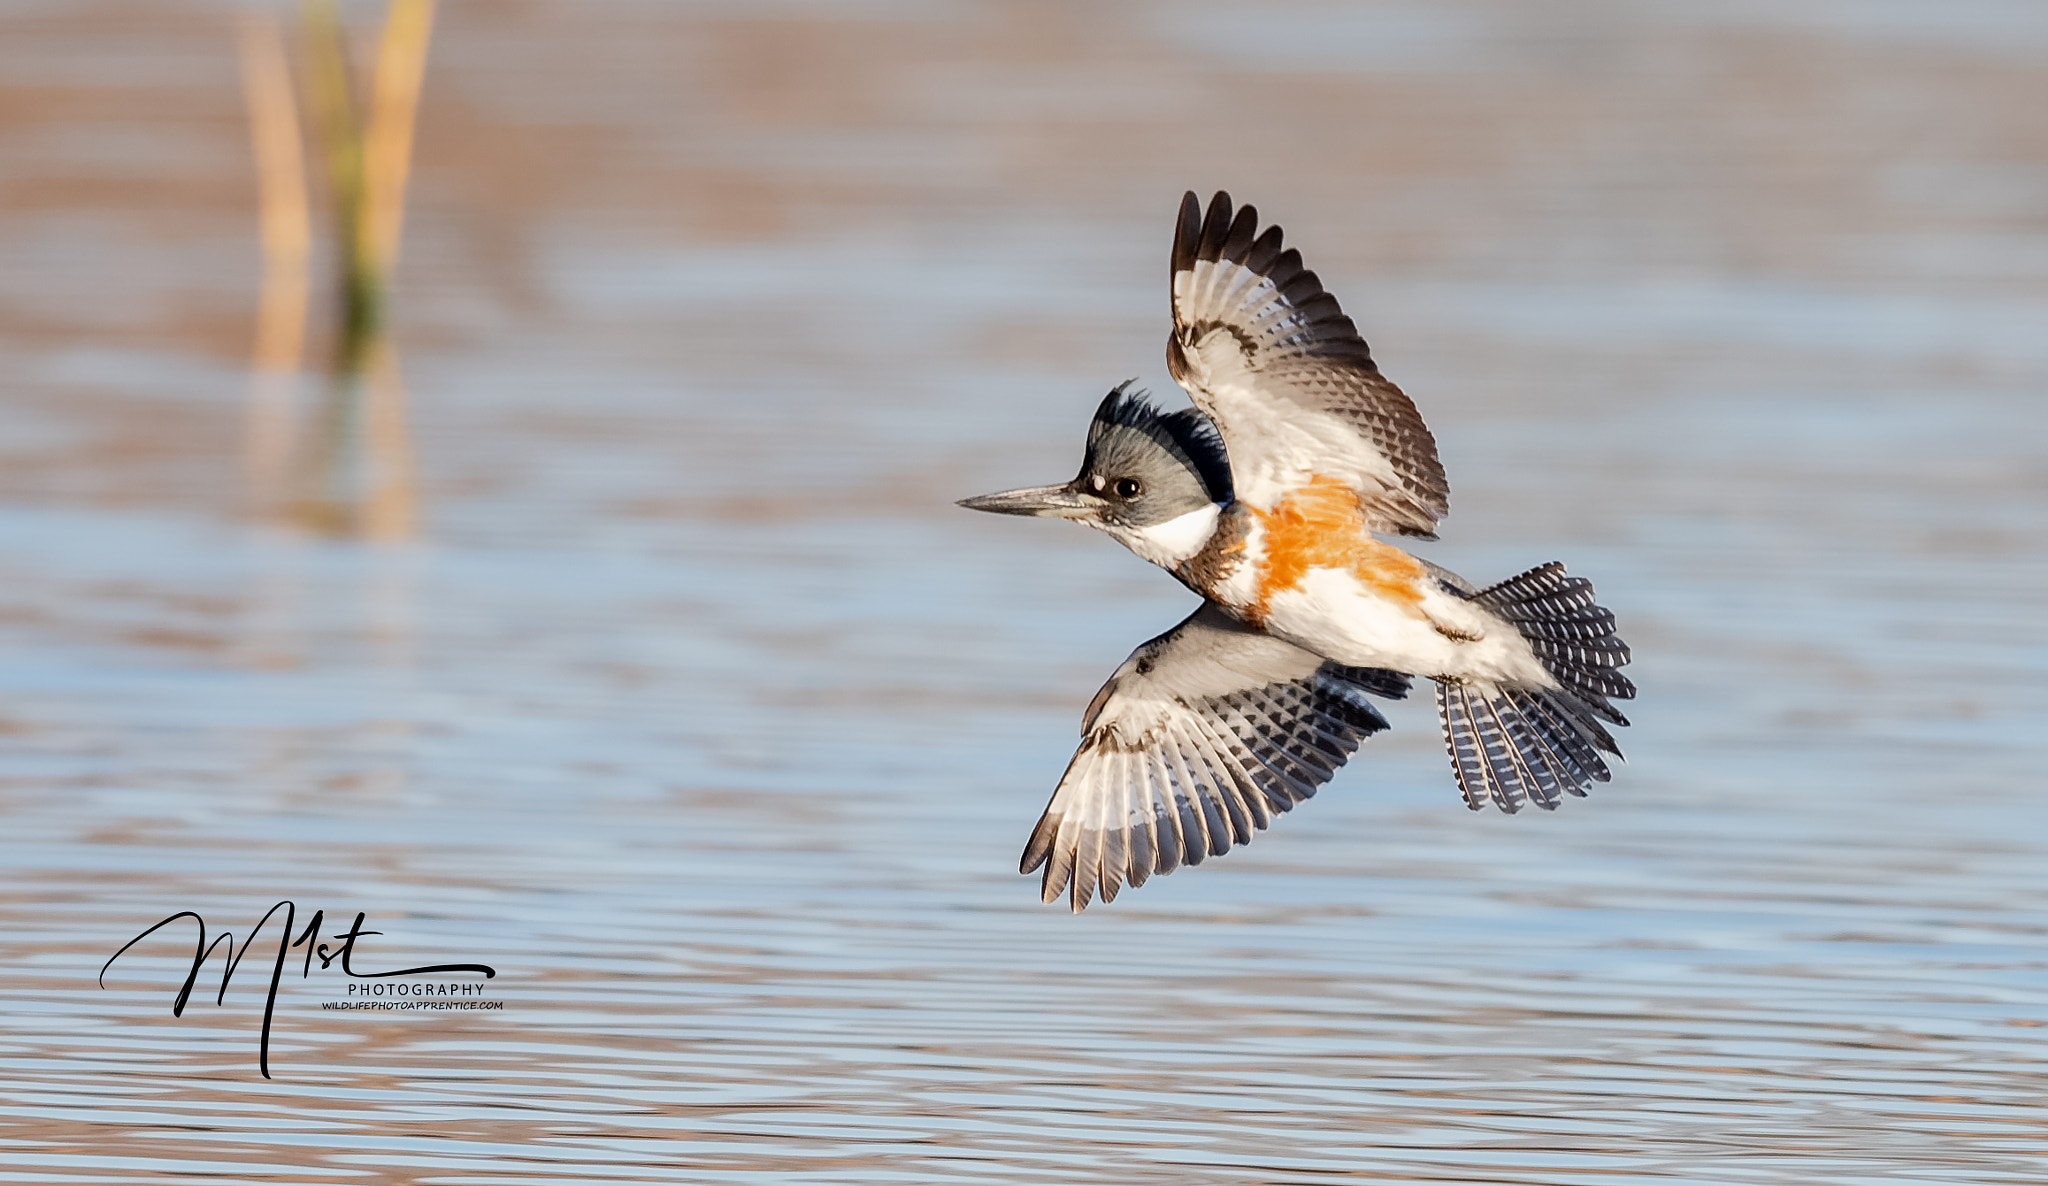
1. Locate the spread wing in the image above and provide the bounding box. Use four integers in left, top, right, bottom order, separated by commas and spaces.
1023, 602, 1411, 911
1167, 190, 1449, 537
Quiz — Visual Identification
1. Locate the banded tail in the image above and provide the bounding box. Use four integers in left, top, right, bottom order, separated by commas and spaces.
1435, 563, 1634, 813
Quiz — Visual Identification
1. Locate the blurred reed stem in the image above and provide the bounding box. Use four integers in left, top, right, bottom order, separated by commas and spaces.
357, 0, 432, 541
242, 0, 433, 540
238, 13, 311, 514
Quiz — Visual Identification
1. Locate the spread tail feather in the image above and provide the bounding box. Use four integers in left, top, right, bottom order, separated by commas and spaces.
1435, 563, 1634, 813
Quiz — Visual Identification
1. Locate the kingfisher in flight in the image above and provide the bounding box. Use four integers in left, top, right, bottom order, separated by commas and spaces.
961, 192, 1634, 910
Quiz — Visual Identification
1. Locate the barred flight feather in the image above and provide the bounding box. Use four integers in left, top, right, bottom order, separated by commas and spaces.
1438, 687, 1491, 812
1028, 605, 1404, 910
1498, 701, 1565, 808
1429, 562, 1635, 812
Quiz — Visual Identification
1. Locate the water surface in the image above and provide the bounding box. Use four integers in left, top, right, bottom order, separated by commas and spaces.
1, 2, 2044, 1182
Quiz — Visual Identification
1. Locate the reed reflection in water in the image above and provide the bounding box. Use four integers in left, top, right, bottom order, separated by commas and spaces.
0, 1, 2044, 1182
239, 0, 433, 539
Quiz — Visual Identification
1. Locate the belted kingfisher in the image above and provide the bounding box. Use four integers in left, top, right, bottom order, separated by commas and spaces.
961, 191, 1634, 910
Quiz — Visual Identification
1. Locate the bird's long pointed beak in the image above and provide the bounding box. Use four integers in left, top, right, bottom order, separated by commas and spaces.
957, 483, 1101, 518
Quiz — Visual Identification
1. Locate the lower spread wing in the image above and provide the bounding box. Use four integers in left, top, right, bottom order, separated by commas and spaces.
1168, 190, 1448, 537
1023, 602, 1411, 911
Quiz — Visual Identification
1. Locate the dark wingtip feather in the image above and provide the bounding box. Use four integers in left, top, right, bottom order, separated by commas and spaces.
1173, 191, 1203, 277
1221, 203, 1259, 262
1245, 224, 1286, 273
1021, 814, 1056, 875
1199, 191, 1234, 260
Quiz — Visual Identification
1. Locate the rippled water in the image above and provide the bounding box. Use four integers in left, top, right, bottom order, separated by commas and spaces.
2, 2, 2045, 1182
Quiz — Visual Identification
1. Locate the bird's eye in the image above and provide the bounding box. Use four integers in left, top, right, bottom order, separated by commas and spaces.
1115, 478, 1143, 499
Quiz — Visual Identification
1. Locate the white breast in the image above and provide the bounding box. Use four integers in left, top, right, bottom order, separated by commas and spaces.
1263, 570, 1553, 688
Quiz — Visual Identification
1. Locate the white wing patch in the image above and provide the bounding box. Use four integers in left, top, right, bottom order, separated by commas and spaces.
1188, 349, 1407, 508
1168, 191, 1449, 535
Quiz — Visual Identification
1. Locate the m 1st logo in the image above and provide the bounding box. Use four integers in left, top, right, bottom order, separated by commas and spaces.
101, 900, 496, 1078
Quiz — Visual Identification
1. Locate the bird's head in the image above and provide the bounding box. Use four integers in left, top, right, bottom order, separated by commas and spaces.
959, 383, 1233, 568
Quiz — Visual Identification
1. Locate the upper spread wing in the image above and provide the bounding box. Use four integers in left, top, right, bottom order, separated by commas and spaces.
1023, 602, 1411, 911
1167, 190, 1449, 537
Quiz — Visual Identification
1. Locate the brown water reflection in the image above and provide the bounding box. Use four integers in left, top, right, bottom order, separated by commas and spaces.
2, 2, 2045, 1182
